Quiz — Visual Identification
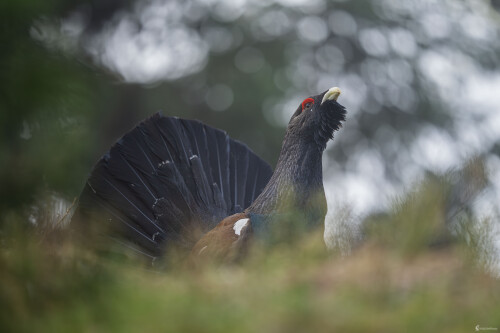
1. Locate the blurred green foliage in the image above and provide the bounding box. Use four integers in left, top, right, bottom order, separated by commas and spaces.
364, 160, 489, 256
0, 1, 94, 214
2, 0, 500, 218
1, 0, 499, 331
1, 170, 499, 332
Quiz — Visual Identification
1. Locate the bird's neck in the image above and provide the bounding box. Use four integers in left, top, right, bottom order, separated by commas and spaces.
247, 134, 327, 222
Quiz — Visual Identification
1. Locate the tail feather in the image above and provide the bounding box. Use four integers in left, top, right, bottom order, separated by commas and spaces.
78, 185, 162, 254
229, 140, 250, 212
74, 113, 273, 257
189, 155, 213, 208
205, 127, 231, 207
182, 120, 213, 180
87, 162, 163, 235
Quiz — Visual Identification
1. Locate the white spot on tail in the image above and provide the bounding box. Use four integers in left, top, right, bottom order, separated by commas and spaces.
233, 218, 249, 236
189, 155, 198, 160
158, 160, 171, 168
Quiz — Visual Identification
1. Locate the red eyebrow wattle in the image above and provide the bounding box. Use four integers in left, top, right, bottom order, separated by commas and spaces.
301, 98, 315, 110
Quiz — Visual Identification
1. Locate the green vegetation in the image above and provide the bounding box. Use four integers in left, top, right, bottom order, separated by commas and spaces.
1, 169, 499, 333
1, 0, 500, 332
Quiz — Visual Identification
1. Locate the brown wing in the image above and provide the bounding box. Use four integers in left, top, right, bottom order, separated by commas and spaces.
188, 213, 252, 264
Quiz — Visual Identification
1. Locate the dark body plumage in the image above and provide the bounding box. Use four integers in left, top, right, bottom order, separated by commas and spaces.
74, 88, 346, 262
248, 91, 346, 222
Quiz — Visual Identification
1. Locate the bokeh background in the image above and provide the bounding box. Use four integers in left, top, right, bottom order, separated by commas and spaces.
3, 0, 500, 234
2, 1, 500, 331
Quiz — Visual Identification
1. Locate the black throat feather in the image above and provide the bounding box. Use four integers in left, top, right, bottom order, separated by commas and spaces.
247, 101, 346, 223
315, 101, 346, 151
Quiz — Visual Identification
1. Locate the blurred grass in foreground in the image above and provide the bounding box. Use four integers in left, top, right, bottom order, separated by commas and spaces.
1, 162, 499, 333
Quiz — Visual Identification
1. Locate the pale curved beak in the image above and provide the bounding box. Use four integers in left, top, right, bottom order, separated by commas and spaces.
321, 87, 341, 105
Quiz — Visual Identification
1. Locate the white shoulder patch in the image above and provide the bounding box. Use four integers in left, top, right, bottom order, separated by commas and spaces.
233, 218, 249, 236
198, 245, 208, 255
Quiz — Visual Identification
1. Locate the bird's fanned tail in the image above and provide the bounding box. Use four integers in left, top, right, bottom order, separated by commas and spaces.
74, 113, 273, 258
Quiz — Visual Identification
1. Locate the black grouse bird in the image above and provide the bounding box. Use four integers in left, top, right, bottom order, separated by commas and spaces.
74, 87, 345, 263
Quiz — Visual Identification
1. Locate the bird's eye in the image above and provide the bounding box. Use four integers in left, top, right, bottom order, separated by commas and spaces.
301, 98, 315, 112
